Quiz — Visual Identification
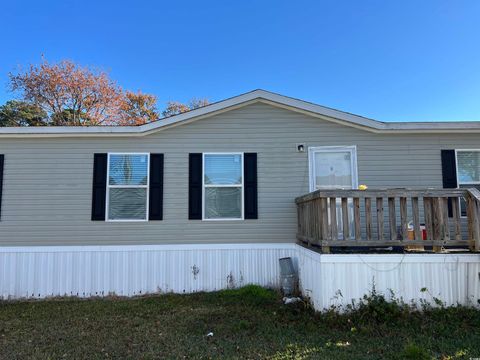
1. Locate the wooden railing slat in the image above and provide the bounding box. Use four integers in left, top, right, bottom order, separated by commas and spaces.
451, 197, 462, 241
442, 197, 450, 243
424, 197, 433, 242
341, 197, 349, 240
400, 197, 408, 241
314, 200, 320, 244
376, 197, 384, 241
297, 203, 300, 234
411, 197, 421, 241
307, 202, 312, 245
432, 197, 442, 240
432, 197, 444, 252
320, 197, 330, 252
320, 198, 329, 240
329, 197, 338, 241
353, 197, 361, 241
305, 202, 310, 244
388, 197, 397, 241
365, 198, 372, 241
300, 202, 306, 245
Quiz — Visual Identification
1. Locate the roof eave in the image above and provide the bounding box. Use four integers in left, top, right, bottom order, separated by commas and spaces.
0, 89, 479, 137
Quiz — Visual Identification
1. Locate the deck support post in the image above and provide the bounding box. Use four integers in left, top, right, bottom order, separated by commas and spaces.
466, 189, 480, 251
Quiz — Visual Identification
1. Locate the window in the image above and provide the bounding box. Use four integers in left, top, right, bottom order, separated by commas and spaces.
203, 153, 243, 220
106, 153, 149, 221
456, 150, 480, 216
309, 146, 358, 191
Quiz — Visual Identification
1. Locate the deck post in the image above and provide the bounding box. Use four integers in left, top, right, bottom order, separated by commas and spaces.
466, 189, 480, 251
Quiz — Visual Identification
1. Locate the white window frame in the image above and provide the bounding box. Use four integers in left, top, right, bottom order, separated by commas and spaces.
455, 149, 480, 218
202, 152, 244, 221
308, 145, 359, 192
106, 152, 150, 222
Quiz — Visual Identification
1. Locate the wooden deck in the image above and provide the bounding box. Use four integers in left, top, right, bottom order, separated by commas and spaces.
295, 188, 480, 252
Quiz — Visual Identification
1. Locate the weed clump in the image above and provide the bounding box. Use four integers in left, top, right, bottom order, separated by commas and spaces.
348, 286, 411, 325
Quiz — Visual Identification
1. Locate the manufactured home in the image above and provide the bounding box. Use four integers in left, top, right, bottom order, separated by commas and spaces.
0, 90, 479, 309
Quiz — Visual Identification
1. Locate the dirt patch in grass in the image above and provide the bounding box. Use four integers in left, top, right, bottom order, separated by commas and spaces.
0, 285, 479, 359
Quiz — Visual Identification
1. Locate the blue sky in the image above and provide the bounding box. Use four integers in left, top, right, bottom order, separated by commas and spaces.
1, 0, 479, 122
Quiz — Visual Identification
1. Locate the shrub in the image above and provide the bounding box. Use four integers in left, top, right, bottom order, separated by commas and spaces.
346, 286, 410, 325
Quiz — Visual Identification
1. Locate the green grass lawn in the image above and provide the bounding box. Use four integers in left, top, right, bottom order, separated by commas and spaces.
0, 285, 479, 359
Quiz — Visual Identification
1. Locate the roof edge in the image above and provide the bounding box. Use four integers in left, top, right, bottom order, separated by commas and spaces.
0, 89, 479, 137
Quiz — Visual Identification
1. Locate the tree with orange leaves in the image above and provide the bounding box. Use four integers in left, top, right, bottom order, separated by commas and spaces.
6, 58, 209, 126
9, 59, 159, 126
162, 98, 210, 118
119, 91, 159, 125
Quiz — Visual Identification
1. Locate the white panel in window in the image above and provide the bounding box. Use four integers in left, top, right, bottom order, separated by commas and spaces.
108, 188, 147, 220
109, 154, 149, 186
204, 154, 242, 185
457, 151, 480, 183
314, 151, 352, 189
205, 187, 242, 219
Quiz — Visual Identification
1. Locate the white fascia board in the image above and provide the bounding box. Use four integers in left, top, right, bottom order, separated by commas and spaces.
1, 89, 480, 137
383, 121, 480, 131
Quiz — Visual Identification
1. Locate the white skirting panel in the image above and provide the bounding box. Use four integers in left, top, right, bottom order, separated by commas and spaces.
0, 244, 297, 300
297, 245, 480, 311
2, 243, 479, 310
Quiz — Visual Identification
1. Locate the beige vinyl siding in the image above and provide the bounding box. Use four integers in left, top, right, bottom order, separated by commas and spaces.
0, 102, 479, 246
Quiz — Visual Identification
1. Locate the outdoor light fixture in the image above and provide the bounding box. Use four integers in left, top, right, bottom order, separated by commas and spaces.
296, 143, 305, 152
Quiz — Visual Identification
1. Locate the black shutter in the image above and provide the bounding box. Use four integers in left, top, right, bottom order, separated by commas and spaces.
149, 154, 164, 220
441, 150, 457, 217
189, 153, 202, 219
0, 154, 4, 220
441, 150, 458, 189
244, 153, 258, 219
91, 153, 107, 221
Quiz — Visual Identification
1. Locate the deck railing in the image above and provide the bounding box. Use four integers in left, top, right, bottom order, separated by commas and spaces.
295, 188, 480, 252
